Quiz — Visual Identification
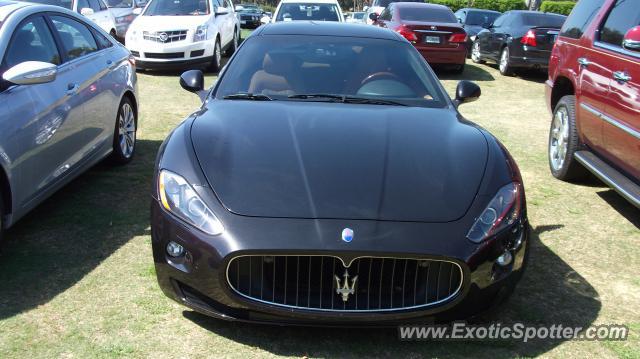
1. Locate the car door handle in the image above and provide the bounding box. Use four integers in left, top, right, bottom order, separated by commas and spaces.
66, 83, 79, 96
613, 71, 632, 83
578, 57, 590, 67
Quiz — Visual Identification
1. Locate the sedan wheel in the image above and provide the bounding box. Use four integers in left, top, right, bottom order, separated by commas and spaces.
548, 95, 587, 181
210, 40, 222, 72
110, 97, 137, 164
471, 40, 484, 64
499, 47, 514, 76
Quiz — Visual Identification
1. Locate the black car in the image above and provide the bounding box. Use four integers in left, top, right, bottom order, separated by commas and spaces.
471, 10, 566, 75
237, 4, 263, 29
151, 22, 529, 326
454, 8, 501, 58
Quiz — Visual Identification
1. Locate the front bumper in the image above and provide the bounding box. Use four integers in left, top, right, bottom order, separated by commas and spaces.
150, 199, 530, 326
240, 18, 261, 28
127, 38, 215, 70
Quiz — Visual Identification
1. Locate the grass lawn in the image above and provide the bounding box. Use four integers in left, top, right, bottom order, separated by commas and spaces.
0, 34, 638, 357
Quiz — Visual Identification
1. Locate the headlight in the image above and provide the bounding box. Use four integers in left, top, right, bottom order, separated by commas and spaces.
116, 14, 134, 24
470, 35, 477, 42
467, 182, 522, 243
194, 24, 208, 42
158, 170, 224, 235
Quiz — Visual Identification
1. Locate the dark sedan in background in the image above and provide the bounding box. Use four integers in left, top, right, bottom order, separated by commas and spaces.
372, 2, 468, 73
454, 7, 501, 58
151, 22, 529, 326
237, 3, 263, 28
471, 10, 566, 76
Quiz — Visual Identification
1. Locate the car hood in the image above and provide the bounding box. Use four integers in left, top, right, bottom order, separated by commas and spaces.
131, 14, 208, 31
191, 101, 488, 222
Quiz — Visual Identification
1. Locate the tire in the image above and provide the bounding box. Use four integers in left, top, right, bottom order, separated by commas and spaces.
109, 29, 117, 39
548, 95, 588, 181
471, 40, 484, 64
499, 46, 514, 76
109, 96, 137, 165
0, 191, 4, 250
209, 39, 222, 72
224, 31, 238, 57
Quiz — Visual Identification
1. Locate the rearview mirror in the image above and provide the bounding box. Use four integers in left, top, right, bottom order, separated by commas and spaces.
132, 7, 143, 15
623, 26, 640, 52
180, 70, 206, 101
80, 7, 94, 16
2, 61, 57, 85
454, 80, 481, 106
369, 12, 378, 22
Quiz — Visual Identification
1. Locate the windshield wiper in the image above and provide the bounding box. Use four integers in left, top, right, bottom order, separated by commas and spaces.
223, 93, 273, 101
288, 94, 406, 106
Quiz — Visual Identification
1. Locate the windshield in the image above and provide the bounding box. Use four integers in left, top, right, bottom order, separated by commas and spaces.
26, 0, 72, 9
107, 0, 133, 7
353, 12, 364, 19
465, 11, 500, 26
144, 0, 209, 16
520, 13, 566, 27
215, 35, 447, 108
276, 4, 340, 22
398, 7, 456, 22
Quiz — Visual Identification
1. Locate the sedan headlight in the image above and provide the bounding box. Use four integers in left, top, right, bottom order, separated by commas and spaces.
467, 182, 522, 243
116, 14, 134, 24
158, 170, 224, 235
194, 24, 208, 42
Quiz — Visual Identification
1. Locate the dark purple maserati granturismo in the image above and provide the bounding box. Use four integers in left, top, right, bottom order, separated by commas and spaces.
150, 22, 529, 326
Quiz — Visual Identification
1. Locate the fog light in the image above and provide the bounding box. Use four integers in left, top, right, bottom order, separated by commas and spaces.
496, 250, 513, 267
166, 241, 185, 257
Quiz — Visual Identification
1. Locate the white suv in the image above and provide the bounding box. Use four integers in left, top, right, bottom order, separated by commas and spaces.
272, 0, 344, 22
125, 0, 240, 71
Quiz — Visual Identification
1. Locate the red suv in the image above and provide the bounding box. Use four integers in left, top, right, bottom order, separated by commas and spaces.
546, 0, 640, 208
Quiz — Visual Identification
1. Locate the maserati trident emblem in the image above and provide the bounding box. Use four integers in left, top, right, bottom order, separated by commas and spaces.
158, 32, 169, 42
334, 269, 358, 302
341, 228, 354, 243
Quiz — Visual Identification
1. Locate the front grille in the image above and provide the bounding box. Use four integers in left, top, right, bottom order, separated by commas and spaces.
227, 255, 463, 312
143, 30, 187, 43
144, 52, 184, 59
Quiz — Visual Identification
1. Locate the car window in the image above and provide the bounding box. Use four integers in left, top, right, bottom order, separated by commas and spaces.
107, 0, 134, 7
466, 11, 500, 26
25, 0, 73, 10
77, 0, 90, 11
99, 0, 108, 10
276, 4, 339, 22
599, 0, 640, 47
88, 0, 102, 11
378, 6, 391, 21
224, 0, 233, 10
3, 16, 61, 70
144, 0, 210, 16
398, 7, 456, 23
560, 0, 604, 39
215, 35, 447, 108
93, 28, 113, 48
51, 16, 99, 60
520, 13, 566, 27
492, 13, 508, 27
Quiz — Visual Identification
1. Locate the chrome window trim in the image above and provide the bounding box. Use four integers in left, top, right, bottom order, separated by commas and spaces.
594, 40, 640, 60
580, 102, 640, 140
225, 254, 464, 313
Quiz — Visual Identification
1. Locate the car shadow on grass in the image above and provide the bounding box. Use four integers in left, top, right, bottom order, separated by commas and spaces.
184, 224, 601, 357
596, 190, 640, 229
437, 63, 495, 82
0, 139, 161, 320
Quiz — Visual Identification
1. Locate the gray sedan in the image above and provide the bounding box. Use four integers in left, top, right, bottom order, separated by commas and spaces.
0, 1, 138, 245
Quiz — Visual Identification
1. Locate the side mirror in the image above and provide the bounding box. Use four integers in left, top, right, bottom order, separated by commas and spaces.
363, 6, 369, 11
623, 26, 640, 52
369, 12, 378, 22
180, 70, 206, 101
2, 61, 57, 85
80, 7, 94, 16
132, 7, 143, 15
454, 80, 481, 106
215, 7, 229, 16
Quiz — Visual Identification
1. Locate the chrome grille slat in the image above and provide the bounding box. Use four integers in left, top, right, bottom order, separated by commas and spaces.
227, 255, 463, 313
143, 30, 188, 43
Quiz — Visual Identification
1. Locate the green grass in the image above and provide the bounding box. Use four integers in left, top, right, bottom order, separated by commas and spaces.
0, 52, 638, 357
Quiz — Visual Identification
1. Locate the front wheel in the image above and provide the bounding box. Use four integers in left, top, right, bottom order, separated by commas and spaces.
209, 39, 222, 72
548, 95, 588, 181
0, 191, 4, 249
471, 40, 484, 64
110, 97, 137, 165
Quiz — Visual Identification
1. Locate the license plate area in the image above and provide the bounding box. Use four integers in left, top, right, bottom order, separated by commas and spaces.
425, 36, 440, 44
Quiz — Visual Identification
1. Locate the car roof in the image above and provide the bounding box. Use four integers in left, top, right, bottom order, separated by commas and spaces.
279, 0, 340, 4
0, 0, 28, 21
508, 10, 566, 17
393, 2, 447, 9
257, 21, 403, 41
459, 8, 501, 14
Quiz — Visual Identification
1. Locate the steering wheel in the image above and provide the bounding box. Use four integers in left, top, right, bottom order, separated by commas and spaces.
360, 72, 401, 87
